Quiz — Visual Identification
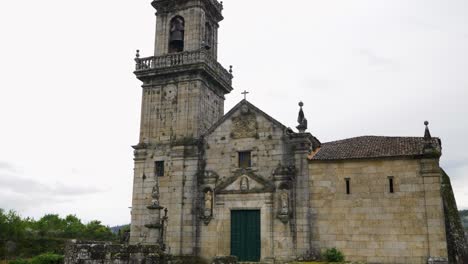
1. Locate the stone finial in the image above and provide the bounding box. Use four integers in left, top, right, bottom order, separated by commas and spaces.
229, 65, 233, 74
424, 121, 432, 140
296, 101, 308, 133
136, 49, 140, 59
423, 120, 438, 155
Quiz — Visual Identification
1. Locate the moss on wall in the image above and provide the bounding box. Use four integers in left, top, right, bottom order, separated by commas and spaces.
440, 169, 468, 264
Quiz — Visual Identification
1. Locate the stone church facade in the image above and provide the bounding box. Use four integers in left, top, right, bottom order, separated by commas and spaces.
129, 0, 452, 263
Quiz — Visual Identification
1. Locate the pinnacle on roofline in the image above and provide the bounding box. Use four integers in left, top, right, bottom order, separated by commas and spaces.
424, 120, 432, 140
296, 101, 308, 133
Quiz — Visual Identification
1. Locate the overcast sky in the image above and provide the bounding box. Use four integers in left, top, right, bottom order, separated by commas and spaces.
0, 0, 467, 226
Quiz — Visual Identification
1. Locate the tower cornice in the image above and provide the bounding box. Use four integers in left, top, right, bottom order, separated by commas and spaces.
152, 0, 224, 22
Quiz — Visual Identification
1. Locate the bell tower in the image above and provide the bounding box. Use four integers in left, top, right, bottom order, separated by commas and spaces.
130, 0, 232, 255
134, 0, 232, 144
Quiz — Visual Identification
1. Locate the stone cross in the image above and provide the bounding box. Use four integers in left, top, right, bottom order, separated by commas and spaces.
242, 90, 249, 100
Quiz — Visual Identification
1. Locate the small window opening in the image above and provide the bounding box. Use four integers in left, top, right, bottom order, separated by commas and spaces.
388, 177, 394, 193
204, 23, 213, 49
238, 151, 251, 169
169, 16, 185, 53
155, 161, 165, 177
345, 178, 351, 195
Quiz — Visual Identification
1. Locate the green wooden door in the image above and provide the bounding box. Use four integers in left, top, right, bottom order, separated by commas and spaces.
231, 210, 261, 262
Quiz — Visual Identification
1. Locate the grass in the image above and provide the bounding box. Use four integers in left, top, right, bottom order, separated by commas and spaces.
290, 261, 365, 264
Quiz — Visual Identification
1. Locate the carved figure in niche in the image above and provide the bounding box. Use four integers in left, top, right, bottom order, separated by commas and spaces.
240, 177, 249, 191
151, 185, 160, 206
280, 191, 289, 215
204, 190, 213, 217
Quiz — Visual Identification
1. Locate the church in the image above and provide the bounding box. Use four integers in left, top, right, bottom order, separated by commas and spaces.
128, 0, 455, 263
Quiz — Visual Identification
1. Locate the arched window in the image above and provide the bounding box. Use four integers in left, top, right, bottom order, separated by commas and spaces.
169, 16, 185, 53
204, 23, 213, 49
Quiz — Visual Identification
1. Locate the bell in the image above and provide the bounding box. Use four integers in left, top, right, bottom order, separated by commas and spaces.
170, 31, 184, 42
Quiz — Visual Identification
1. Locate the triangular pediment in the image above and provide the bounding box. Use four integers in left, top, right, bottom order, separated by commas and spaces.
204, 99, 287, 138
215, 170, 275, 194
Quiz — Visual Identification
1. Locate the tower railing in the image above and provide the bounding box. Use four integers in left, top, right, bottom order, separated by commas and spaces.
135, 49, 232, 86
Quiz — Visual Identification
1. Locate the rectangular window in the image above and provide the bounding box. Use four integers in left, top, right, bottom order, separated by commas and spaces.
155, 161, 165, 177
345, 178, 351, 195
238, 151, 251, 169
388, 177, 394, 193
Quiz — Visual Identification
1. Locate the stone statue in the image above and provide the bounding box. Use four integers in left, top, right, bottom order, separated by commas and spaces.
280, 191, 289, 215
151, 185, 160, 206
204, 190, 213, 217
240, 177, 249, 191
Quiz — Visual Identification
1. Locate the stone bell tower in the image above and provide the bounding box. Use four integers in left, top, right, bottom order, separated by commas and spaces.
134, 0, 232, 144
130, 0, 233, 256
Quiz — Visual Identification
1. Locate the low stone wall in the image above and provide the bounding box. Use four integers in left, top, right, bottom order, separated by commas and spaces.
64, 241, 238, 264
64, 241, 166, 264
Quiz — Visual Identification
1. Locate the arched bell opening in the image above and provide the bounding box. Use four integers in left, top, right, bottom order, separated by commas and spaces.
169, 16, 185, 53
204, 22, 213, 50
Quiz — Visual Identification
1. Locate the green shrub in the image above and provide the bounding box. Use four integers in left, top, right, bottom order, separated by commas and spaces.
322, 247, 345, 262
30, 253, 64, 264
9, 259, 30, 264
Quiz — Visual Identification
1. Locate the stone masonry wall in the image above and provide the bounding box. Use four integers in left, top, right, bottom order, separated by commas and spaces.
64, 241, 165, 264
308, 158, 448, 264
139, 78, 224, 144
154, 2, 220, 58
200, 104, 304, 262
155, 7, 204, 57
130, 142, 200, 257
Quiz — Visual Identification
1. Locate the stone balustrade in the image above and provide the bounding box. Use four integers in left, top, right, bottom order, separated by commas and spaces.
135, 49, 232, 86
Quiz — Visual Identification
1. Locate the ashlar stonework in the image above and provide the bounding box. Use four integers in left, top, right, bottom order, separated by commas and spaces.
124, 0, 465, 263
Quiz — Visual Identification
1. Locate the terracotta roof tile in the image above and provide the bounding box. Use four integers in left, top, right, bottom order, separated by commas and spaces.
309, 136, 441, 161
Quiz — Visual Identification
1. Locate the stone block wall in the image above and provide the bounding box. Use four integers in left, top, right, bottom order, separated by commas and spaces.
130, 143, 201, 257
199, 104, 304, 262
154, 2, 220, 58
308, 158, 448, 264
64, 241, 165, 264
138, 78, 224, 144
155, 7, 203, 56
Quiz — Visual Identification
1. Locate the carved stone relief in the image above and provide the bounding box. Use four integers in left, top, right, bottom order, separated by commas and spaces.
240, 176, 249, 191
231, 105, 257, 139
201, 188, 214, 225
163, 84, 177, 101
277, 185, 292, 224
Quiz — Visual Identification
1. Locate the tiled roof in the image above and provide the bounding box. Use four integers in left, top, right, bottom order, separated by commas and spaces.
309, 136, 441, 161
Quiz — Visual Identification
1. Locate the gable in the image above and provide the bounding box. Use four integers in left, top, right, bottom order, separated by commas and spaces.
204, 99, 287, 139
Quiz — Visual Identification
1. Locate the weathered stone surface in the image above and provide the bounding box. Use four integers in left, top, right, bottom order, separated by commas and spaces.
308, 158, 448, 264
441, 169, 468, 264
64, 241, 166, 264
128, 0, 454, 263
211, 256, 237, 264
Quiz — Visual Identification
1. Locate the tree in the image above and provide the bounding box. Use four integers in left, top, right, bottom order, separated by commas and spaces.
63, 215, 84, 238
83, 220, 115, 241
35, 214, 65, 238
